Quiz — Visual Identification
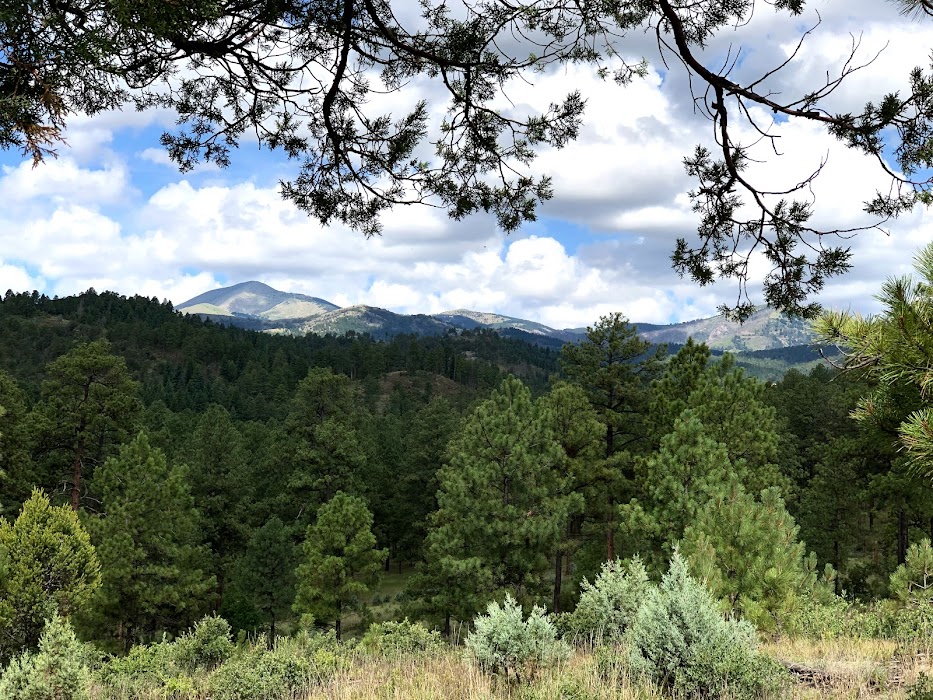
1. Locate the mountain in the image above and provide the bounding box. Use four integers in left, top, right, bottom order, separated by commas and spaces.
177, 281, 338, 321
297, 306, 453, 338
433, 309, 582, 342
177, 282, 816, 353
634, 308, 814, 352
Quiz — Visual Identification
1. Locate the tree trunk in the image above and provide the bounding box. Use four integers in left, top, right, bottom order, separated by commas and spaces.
553, 550, 563, 613
898, 509, 908, 565
833, 539, 840, 596
444, 613, 451, 639
607, 498, 615, 561
335, 617, 342, 642
270, 614, 276, 641
71, 444, 84, 511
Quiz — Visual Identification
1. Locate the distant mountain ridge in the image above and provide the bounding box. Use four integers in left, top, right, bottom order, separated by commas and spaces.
177, 281, 817, 350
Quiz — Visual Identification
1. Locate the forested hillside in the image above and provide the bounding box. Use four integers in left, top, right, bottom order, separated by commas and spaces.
3, 287, 933, 699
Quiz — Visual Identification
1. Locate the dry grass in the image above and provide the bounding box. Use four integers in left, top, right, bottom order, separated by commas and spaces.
760, 636, 933, 699
305, 650, 663, 700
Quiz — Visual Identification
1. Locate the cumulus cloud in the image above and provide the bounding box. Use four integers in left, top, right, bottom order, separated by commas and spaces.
0, 2, 929, 328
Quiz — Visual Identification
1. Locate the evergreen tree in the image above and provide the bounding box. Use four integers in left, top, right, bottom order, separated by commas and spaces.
559, 313, 665, 560
537, 382, 603, 611
0, 371, 34, 514
285, 368, 369, 514
815, 242, 933, 473
0, 491, 100, 660
0, 614, 91, 700
619, 412, 734, 571
181, 404, 253, 606
293, 492, 386, 640
31, 340, 140, 510
227, 516, 297, 638
414, 377, 580, 623
680, 485, 831, 629
85, 432, 214, 647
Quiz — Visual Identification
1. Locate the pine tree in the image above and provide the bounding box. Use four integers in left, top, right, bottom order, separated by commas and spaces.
285, 368, 369, 513
680, 485, 830, 629
619, 412, 734, 570
559, 313, 665, 560
0, 371, 34, 514
181, 404, 253, 606
0, 491, 100, 660
414, 377, 580, 624
228, 516, 297, 638
31, 340, 140, 510
293, 492, 386, 640
85, 432, 214, 647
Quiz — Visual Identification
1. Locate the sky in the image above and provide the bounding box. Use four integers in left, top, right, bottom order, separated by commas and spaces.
1, 0, 931, 329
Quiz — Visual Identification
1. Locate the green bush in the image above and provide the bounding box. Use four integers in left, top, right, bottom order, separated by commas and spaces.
626, 553, 784, 699
907, 672, 933, 700
565, 557, 650, 644
0, 614, 91, 700
207, 633, 341, 700
173, 615, 235, 671
466, 594, 571, 684
359, 619, 444, 658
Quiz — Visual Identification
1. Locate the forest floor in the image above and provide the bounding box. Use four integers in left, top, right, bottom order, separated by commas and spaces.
301, 638, 933, 700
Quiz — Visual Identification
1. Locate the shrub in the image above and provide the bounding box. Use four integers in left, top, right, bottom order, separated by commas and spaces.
907, 672, 933, 700
173, 615, 235, 671
359, 619, 444, 658
626, 553, 784, 699
207, 633, 341, 700
0, 614, 91, 700
466, 594, 570, 683
566, 557, 650, 644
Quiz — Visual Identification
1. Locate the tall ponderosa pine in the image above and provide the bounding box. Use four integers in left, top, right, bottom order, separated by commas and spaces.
0, 491, 100, 660
86, 432, 213, 647
414, 377, 581, 625
293, 492, 386, 640
538, 382, 603, 611
228, 516, 297, 638
619, 413, 734, 571
559, 313, 665, 560
31, 340, 140, 510
0, 371, 34, 514
181, 404, 252, 606
285, 368, 369, 515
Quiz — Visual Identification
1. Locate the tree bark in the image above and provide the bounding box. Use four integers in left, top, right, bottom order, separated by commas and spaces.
553, 550, 563, 613
898, 509, 908, 565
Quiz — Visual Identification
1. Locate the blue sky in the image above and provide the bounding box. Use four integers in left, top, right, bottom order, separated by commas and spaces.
0, 1, 931, 329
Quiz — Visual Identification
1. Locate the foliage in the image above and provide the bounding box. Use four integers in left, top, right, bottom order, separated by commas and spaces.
31, 339, 140, 510
415, 376, 580, 625
680, 485, 834, 630
226, 516, 297, 637
0, 490, 100, 659
0, 614, 91, 700
565, 557, 650, 643
466, 594, 571, 684
626, 553, 784, 699
891, 539, 933, 603
619, 412, 734, 570
293, 492, 386, 640
172, 615, 235, 672
815, 243, 933, 474
359, 619, 444, 658
85, 432, 214, 647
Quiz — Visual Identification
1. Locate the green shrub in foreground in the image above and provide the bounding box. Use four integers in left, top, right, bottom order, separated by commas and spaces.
565, 557, 650, 644
173, 614, 235, 672
0, 614, 91, 700
467, 594, 571, 684
359, 618, 444, 658
626, 553, 785, 699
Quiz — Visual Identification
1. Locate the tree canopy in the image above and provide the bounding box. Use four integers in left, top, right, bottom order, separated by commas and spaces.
3, 1, 933, 316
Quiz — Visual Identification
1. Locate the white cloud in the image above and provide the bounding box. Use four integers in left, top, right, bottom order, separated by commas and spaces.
1, 4, 931, 328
